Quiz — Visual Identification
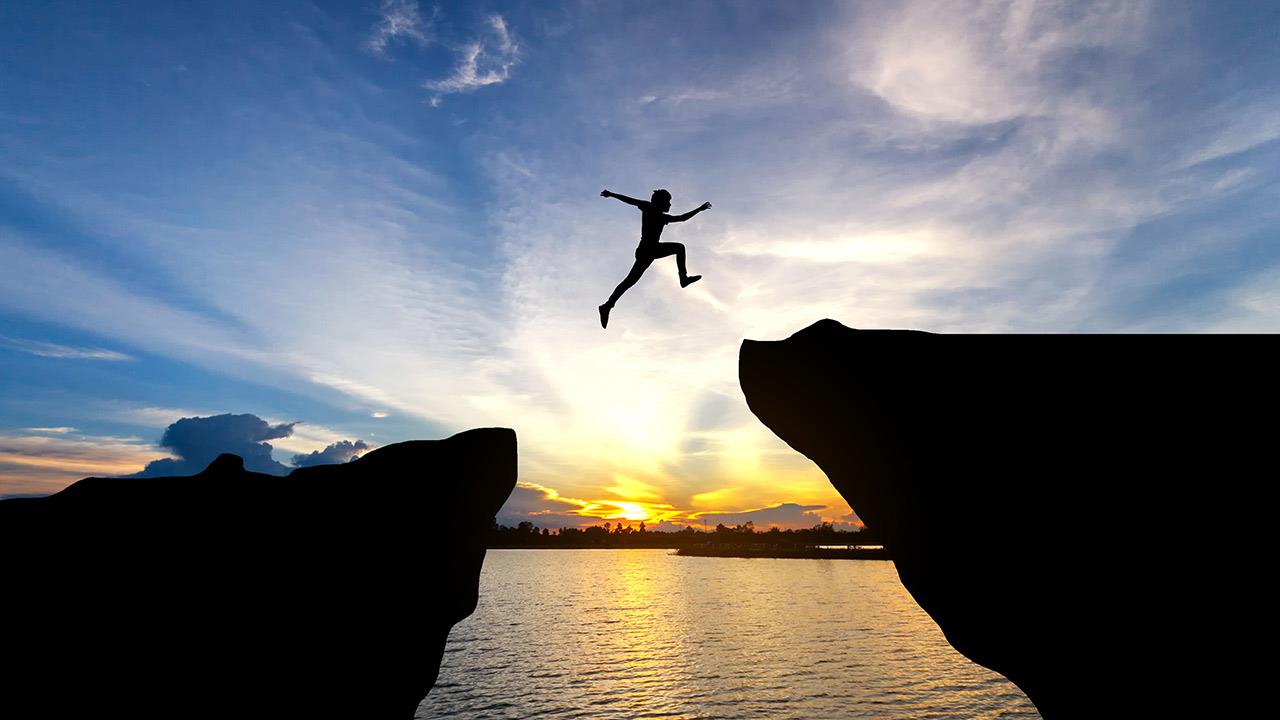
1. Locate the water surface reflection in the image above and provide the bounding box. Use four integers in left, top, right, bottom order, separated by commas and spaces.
419, 549, 1039, 719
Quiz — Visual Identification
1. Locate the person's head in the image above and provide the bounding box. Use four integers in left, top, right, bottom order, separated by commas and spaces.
651, 189, 672, 211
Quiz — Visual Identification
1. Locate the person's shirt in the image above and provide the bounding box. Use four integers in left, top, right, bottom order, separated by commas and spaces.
638, 203, 672, 245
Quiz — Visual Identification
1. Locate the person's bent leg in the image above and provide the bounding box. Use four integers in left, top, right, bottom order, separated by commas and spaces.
653, 243, 689, 279
656, 242, 700, 288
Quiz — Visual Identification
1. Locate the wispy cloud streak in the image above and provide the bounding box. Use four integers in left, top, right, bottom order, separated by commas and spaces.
424, 15, 519, 106
1, 335, 132, 361
366, 0, 434, 57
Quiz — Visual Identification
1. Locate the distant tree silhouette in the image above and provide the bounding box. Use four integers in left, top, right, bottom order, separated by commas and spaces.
488, 520, 878, 549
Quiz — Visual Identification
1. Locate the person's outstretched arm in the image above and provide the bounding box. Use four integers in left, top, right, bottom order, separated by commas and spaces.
601, 189, 647, 208
668, 201, 712, 223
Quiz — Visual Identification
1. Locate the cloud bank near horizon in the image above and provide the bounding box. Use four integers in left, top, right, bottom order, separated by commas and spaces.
132, 414, 298, 477
292, 439, 371, 467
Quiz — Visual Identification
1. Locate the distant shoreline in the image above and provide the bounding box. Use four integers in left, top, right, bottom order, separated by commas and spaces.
488, 544, 684, 550
487, 545, 892, 560
489, 523, 882, 552
676, 545, 891, 560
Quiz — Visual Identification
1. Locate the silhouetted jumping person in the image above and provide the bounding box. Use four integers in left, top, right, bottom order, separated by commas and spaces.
598, 188, 712, 328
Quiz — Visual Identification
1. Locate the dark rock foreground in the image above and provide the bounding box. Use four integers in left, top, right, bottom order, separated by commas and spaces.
740, 320, 1271, 718
1, 428, 516, 720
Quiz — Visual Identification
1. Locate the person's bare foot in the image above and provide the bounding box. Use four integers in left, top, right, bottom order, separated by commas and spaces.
598, 304, 611, 329
680, 274, 702, 288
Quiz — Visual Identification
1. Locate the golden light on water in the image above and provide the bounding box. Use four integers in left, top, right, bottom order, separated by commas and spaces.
429, 551, 1041, 717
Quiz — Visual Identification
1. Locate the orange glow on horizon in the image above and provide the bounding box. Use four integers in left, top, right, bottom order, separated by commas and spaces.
516, 480, 856, 531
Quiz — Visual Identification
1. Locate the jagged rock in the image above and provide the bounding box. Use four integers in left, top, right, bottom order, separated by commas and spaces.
740, 320, 1270, 718
1, 428, 516, 720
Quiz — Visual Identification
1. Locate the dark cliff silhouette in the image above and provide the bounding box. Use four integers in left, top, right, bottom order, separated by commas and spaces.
1, 428, 516, 720
740, 320, 1271, 719
598, 188, 710, 328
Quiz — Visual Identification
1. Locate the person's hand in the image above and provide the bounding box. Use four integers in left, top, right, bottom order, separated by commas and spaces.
700, 201, 712, 211
601, 190, 612, 198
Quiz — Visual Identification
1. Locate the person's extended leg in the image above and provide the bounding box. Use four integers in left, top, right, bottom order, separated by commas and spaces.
600, 257, 652, 328
606, 259, 650, 306
654, 242, 701, 288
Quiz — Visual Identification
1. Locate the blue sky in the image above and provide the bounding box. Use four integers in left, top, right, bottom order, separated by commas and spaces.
2, 1, 1278, 525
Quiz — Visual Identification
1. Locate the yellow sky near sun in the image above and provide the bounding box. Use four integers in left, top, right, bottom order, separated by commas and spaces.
454, 282, 860, 529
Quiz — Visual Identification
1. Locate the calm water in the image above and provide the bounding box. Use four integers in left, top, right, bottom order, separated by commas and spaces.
419, 550, 1040, 719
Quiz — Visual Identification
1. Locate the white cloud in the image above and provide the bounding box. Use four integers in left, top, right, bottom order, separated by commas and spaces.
849, 0, 1150, 125
265, 420, 375, 459
720, 225, 962, 264
0, 335, 133, 361
106, 404, 212, 428
0, 230, 276, 374
424, 15, 519, 105
366, 0, 434, 57
1203, 267, 1280, 332
1177, 100, 1280, 168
